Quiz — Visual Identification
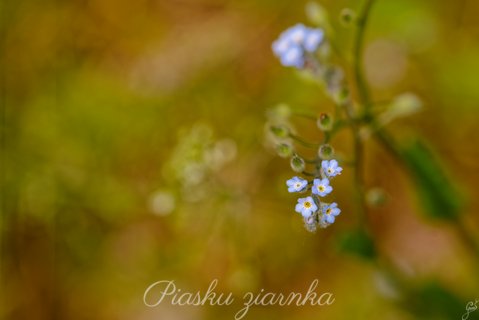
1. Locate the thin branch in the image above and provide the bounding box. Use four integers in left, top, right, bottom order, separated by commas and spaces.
288, 133, 320, 148
347, 0, 376, 226
291, 111, 318, 121
353, 0, 375, 110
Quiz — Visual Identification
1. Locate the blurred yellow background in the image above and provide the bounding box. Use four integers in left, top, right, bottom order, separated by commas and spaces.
1, 0, 479, 319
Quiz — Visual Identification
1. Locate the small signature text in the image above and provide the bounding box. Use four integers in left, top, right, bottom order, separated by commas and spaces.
462, 299, 479, 320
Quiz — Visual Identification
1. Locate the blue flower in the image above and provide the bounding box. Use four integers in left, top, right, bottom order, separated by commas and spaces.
321, 202, 341, 224
272, 23, 325, 68
280, 46, 304, 68
312, 178, 333, 197
284, 24, 308, 45
321, 159, 342, 178
286, 176, 308, 193
295, 196, 318, 217
303, 29, 324, 52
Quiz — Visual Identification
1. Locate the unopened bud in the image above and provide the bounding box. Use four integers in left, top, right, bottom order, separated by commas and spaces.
390, 93, 422, 117
318, 144, 334, 159
304, 216, 317, 233
378, 93, 422, 126
317, 113, 333, 131
267, 103, 291, 121
366, 188, 388, 207
323, 66, 344, 96
306, 2, 329, 28
270, 125, 289, 139
276, 143, 294, 158
290, 155, 306, 173
340, 8, 356, 26
333, 87, 350, 106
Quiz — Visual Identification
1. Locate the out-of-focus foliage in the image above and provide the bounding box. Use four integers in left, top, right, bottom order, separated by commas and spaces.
1, 0, 479, 319
336, 229, 376, 261
401, 139, 462, 221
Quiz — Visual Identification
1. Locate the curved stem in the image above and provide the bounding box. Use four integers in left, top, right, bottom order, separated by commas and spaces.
289, 133, 320, 148
302, 157, 319, 164
291, 111, 318, 121
353, 0, 375, 110
345, 0, 376, 226
343, 101, 367, 226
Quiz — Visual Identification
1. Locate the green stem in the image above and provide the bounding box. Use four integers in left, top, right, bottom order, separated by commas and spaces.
288, 133, 320, 148
346, 0, 376, 226
291, 111, 317, 121
343, 102, 367, 226
302, 157, 319, 164
354, 0, 375, 110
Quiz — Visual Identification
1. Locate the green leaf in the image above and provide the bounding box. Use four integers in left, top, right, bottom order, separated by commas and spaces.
401, 139, 463, 221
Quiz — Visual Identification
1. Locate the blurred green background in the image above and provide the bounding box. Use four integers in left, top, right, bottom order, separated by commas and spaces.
1, 0, 479, 319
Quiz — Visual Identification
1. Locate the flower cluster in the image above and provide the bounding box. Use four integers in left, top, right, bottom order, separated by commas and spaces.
272, 24, 324, 68
286, 159, 343, 231
269, 22, 347, 232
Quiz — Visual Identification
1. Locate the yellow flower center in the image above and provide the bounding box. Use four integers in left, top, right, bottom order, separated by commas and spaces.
304, 201, 312, 208
326, 208, 332, 215
295, 183, 301, 188
318, 186, 325, 192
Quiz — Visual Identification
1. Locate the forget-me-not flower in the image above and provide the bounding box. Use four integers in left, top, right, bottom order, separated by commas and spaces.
272, 23, 325, 68
312, 178, 333, 197
295, 196, 318, 217
286, 176, 308, 193
321, 159, 343, 178
321, 202, 341, 224
303, 29, 324, 52
280, 46, 304, 68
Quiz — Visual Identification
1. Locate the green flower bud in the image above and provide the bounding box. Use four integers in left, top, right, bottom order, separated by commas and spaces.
366, 188, 388, 207
333, 87, 350, 106
318, 144, 334, 159
389, 93, 422, 117
378, 93, 422, 126
267, 103, 291, 121
306, 2, 330, 28
276, 143, 294, 158
270, 125, 289, 139
317, 113, 333, 131
290, 155, 305, 173
340, 8, 356, 26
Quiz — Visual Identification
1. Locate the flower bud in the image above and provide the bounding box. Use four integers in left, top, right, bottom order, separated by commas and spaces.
366, 188, 388, 207
333, 87, 350, 106
323, 66, 344, 97
306, 2, 329, 28
276, 143, 294, 158
290, 155, 306, 173
317, 113, 333, 131
304, 216, 317, 232
270, 125, 289, 139
377, 93, 422, 127
340, 8, 356, 26
267, 103, 291, 121
318, 144, 334, 159
389, 93, 422, 117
